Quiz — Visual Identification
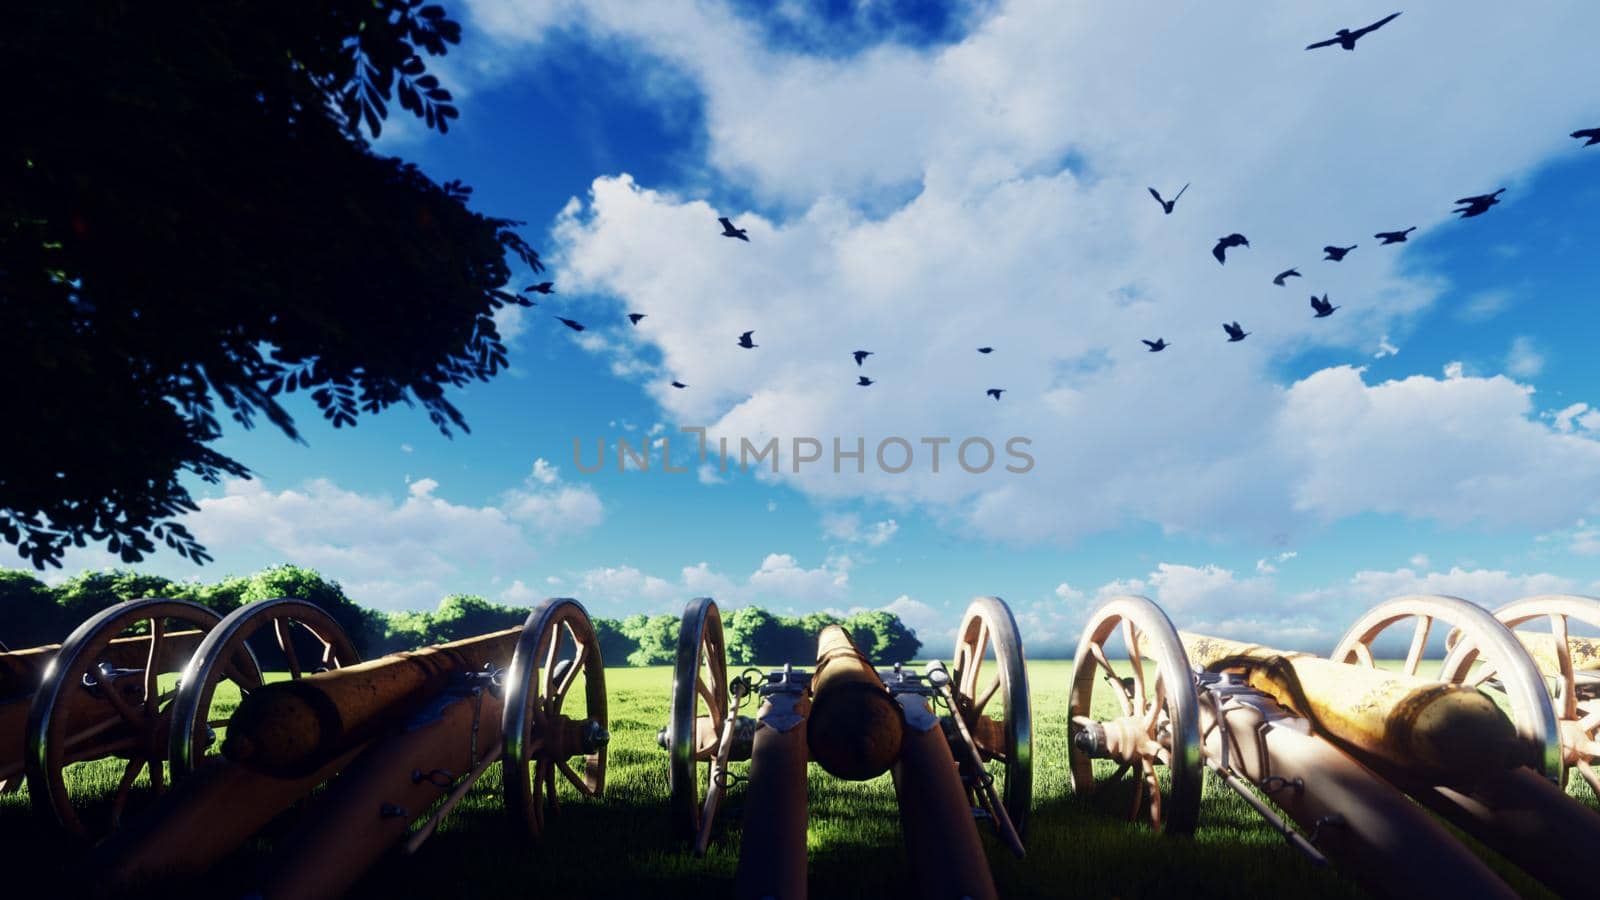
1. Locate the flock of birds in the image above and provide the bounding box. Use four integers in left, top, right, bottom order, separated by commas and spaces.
526, 12, 1598, 401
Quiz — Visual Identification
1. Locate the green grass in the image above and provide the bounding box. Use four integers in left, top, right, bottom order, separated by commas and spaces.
1, 660, 1594, 898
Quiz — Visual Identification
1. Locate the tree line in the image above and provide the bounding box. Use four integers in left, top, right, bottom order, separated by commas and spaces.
0, 565, 922, 666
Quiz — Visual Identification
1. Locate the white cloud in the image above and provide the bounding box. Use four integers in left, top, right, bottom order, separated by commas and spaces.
1409, 553, 1431, 569
530, 458, 560, 484
501, 460, 605, 533
1459, 289, 1513, 322
488, 1, 1600, 547
1505, 336, 1545, 378
822, 512, 899, 547
400, 443, 415, 454
566, 552, 853, 614
409, 477, 440, 497
1373, 335, 1399, 359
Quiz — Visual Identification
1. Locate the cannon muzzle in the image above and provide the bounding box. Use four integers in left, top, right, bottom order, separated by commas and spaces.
806, 625, 903, 780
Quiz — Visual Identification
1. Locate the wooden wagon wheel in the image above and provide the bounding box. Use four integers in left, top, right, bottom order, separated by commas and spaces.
1331, 594, 1562, 782
950, 595, 1033, 839
24, 598, 228, 839
1067, 595, 1202, 835
1441, 594, 1600, 792
502, 597, 609, 840
167, 597, 360, 779
665, 596, 729, 848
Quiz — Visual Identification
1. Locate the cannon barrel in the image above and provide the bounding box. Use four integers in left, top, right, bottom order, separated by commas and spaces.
806, 625, 903, 780
0, 629, 207, 700
732, 685, 811, 900
1181, 632, 1521, 779
890, 683, 998, 900
222, 627, 521, 776
1509, 629, 1600, 676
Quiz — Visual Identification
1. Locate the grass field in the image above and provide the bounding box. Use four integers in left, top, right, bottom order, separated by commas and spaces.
1, 660, 1594, 898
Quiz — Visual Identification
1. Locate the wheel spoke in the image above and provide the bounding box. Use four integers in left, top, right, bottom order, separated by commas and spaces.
98, 668, 146, 730
1089, 642, 1132, 716
64, 714, 124, 749
1143, 675, 1166, 732
965, 620, 990, 698
973, 673, 1003, 719
109, 754, 144, 829
1143, 756, 1164, 831
541, 623, 564, 698
277, 619, 303, 680
552, 641, 588, 711
557, 758, 594, 797
1471, 664, 1500, 689
1403, 617, 1432, 677
1126, 760, 1146, 822
1551, 614, 1579, 720
544, 756, 561, 813
143, 617, 166, 707
1122, 619, 1147, 716
1351, 642, 1375, 668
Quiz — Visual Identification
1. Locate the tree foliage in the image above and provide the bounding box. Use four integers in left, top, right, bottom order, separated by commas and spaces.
0, 1, 542, 569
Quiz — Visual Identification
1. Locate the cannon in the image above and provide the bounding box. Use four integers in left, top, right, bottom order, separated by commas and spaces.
92, 596, 608, 898
660, 596, 1029, 900
1068, 592, 1600, 899
1, 599, 225, 838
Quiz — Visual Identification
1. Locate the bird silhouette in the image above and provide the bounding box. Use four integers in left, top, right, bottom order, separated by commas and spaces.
555, 316, 585, 332
1374, 228, 1416, 245
737, 330, 757, 348
1273, 268, 1302, 286
1223, 321, 1249, 342
853, 350, 873, 366
1310, 294, 1339, 318
525, 282, 554, 295
858, 376, 874, 387
1306, 12, 1401, 50
671, 381, 688, 389
986, 389, 1005, 400
1148, 183, 1189, 214
977, 347, 994, 354
628, 313, 646, 325
1454, 189, 1505, 218
1323, 244, 1357, 261
1143, 338, 1169, 352
719, 217, 749, 241
1213, 233, 1249, 264
1573, 128, 1600, 147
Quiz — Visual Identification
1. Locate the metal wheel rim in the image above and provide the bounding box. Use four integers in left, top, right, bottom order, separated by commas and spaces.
24, 598, 222, 839
167, 597, 357, 779
951, 595, 1032, 838
667, 597, 726, 845
502, 597, 608, 840
1334, 594, 1562, 782
1067, 595, 1202, 836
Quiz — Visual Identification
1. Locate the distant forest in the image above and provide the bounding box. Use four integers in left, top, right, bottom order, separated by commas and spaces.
0, 565, 922, 667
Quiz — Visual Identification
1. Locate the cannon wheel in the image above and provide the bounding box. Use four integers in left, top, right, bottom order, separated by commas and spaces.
1332, 593, 1562, 782
1067, 595, 1202, 835
667, 597, 728, 846
167, 598, 360, 779
503, 597, 608, 839
950, 595, 1032, 838
24, 598, 227, 838
1441, 594, 1600, 792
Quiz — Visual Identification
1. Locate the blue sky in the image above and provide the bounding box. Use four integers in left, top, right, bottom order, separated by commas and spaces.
18, 2, 1600, 656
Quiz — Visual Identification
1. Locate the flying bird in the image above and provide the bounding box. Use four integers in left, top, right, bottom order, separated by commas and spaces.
737, 330, 757, 348
1273, 268, 1301, 286
1305, 12, 1401, 51
1323, 244, 1357, 261
857, 376, 874, 387
554, 316, 585, 332
1223, 321, 1249, 342
718, 216, 749, 241
628, 313, 646, 325
1143, 338, 1169, 352
977, 347, 994, 354
1453, 189, 1505, 218
853, 350, 873, 366
1310, 294, 1339, 318
1213, 233, 1249, 264
1148, 183, 1190, 215
1374, 227, 1416, 245
670, 381, 688, 389
525, 282, 554, 295
1573, 128, 1600, 147
986, 389, 1005, 400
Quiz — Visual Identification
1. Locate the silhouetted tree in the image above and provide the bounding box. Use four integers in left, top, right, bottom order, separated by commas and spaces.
0, 569, 68, 649
1, 1, 541, 570
843, 610, 922, 664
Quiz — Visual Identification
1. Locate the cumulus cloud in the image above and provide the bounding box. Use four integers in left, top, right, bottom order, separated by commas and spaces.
565, 552, 854, 614
1505, 336, 1545, 378
501, 459, 605, 533
462, 1, 1600, 548
822, 512, 899, 547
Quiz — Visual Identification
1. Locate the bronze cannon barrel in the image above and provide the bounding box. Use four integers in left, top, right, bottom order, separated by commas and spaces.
890, 688, 998, 900
0, 629, 207, 699
806, 625, 903, 780
732, 683, 812, 900
222, 627, 521, 775
1181, 632, 1521, 779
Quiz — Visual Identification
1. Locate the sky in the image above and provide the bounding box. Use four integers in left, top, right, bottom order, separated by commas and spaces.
15, 1, 1600, 657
